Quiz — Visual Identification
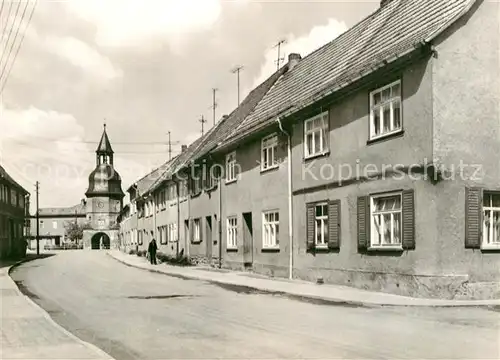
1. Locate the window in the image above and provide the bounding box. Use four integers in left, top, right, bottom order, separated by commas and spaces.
225, 151, 237, 183
263, 211, 279, 249
52, 221, 57, 229
179, 180, 188, 198
261, 134, 278, 171
370, 80, 402, 140
0, 184, 3, 202
193, 218, 201, 242
482, 193, 500, 248
191, 172, 202, 194
204, 163, 215, 189
19, 195, 25, 209
227, 217, 237, 249
315, 203, 328, 248
11, 189, 17, 206
168, 223, 177, 242
370, 193, 402, 248
304, 111, 329, 158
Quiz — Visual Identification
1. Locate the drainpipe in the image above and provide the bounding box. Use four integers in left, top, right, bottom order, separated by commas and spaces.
277, 116, 293, 280
175, 180, 180, 258
218, 174, 223, 269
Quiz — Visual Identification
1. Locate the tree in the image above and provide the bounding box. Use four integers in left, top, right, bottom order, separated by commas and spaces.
64, 221, 91, 242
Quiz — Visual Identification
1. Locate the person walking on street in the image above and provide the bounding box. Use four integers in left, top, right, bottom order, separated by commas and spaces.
148, 233, 157, 265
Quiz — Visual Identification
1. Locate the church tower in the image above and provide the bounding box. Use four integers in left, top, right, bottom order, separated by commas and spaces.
82, 124, 125, 249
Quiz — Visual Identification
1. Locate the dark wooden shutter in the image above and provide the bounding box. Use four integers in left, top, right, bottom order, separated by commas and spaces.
306, 203, 315, 251
328, 200, 341, 250
402, 189, 416, 250
465, 187, 482, 249
357, 196, 370, 250
189, 218, 194, 244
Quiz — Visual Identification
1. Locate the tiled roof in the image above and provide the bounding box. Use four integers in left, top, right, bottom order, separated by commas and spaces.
220, 0, 476, 147
189, 66, 289, 160
37, 203, 86, 217
130, 157, 178, 198
0, 164, 29, 195
144, 66, 287, 195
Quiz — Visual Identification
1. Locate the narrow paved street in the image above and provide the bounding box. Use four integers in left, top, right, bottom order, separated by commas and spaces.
10, 252, 500, 360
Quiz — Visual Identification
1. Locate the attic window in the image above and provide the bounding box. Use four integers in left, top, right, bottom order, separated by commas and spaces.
369, 80, 402, 140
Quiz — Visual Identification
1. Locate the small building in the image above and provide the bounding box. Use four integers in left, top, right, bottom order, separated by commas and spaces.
0, 165, 30, 258
28, 201, 87, 250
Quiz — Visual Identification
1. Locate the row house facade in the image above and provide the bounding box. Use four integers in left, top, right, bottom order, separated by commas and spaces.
0, 165, 30, 259
120, 0, 500, 299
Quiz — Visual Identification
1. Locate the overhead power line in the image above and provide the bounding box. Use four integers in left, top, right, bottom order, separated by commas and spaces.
0, 0, 38, 94
0, 0, 14, 40
0, 0, 30, 82
0, 0, 22, 73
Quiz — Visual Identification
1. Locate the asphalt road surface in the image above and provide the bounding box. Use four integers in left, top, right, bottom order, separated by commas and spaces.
10, 251, 500, 360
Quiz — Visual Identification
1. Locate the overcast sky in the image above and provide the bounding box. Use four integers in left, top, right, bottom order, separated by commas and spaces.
0, 0, 379, 210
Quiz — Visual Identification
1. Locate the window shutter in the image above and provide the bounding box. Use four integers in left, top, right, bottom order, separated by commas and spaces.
328, 200, 341, 249
357, 196, 370, 250
306, 203, 315, 251
402, 189, 415, 250
189, 218, 194, 244
465, 187, 482, 249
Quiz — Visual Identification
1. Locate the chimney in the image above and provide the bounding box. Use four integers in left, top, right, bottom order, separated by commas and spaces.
287, 53, 301, 71
181, 145, 187, 153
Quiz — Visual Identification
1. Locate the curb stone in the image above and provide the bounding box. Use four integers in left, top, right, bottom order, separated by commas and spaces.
107, 252, 500, 309
7, 256, 115, 360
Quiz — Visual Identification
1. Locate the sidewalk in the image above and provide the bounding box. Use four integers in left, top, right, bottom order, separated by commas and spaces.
0, 259, 114, 360
108, 250, 500, 307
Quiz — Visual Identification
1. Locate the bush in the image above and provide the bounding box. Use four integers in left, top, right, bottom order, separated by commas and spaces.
136, 249, 147, 257
128, 249, 137, 255
156, 251, 193, 266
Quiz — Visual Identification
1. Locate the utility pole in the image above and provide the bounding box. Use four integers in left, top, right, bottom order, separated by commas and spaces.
167, 131, 172, 160
211, 88, 218, 126
274, 38, 286, 71
231, 65, 244, 106
35, 181, 39, 255
199, 115, 207, 136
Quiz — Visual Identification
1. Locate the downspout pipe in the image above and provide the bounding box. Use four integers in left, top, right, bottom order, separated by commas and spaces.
276, 116, 293, 280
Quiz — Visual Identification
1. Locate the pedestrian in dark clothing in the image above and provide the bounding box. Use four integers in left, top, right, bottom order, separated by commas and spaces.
148, 236, 157, 265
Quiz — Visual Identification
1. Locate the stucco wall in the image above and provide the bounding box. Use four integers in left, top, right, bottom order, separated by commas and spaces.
188, 182, 220, 265
221, 135, 290, 277
431, 0, 500, 287
292, 58, 434, 193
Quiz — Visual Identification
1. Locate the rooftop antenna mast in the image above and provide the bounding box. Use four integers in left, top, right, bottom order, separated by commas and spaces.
167, 131, 172, 160
199, 115, 207, 136
211, 88, 218, 126
273, 38, 286, 71
231, 65, 244, 106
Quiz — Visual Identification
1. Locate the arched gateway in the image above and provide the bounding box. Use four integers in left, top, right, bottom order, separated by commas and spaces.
82, 124, 125, 250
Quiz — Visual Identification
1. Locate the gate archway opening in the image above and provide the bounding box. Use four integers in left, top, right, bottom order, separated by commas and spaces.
91, 233, 111, 250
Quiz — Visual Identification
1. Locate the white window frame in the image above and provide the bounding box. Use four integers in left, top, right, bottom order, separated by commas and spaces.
262, 210, 279, 249
315, 203, 328, 248
261, 133, 278, 171
52, 221, 57, 229
369, 192, 403, 249
193, 218, 201, 242
225, 151, 237, 183
482, 192, 500, 249
227, 216, 238, 249
304, 111, 329, 158
369, 80, 402, 140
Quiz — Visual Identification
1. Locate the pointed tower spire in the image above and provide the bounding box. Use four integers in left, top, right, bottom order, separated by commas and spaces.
96, 122, 114, 165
